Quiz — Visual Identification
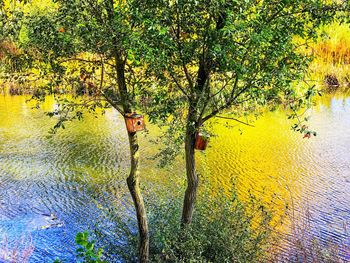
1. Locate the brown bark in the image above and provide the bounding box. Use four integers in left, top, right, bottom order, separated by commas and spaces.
181, 54, 209, 224
181, 109, 199, 225
111, 31, 149, 262
116, 60, 149, 262
126, 131, 149, 263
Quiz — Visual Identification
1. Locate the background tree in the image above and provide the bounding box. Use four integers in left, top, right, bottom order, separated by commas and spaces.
3, 0, 150, 261
134, 0, 349, 224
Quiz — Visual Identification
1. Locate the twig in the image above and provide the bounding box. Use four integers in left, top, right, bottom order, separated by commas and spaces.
216, 115, 255, 127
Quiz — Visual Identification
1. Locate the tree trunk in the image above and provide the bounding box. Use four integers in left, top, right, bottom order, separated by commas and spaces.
181, 109, 198, 225
106, 1, 149, 261
126, 131, 149, 263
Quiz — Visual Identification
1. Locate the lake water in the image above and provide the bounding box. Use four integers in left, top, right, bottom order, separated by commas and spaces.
0, 94, 350, 262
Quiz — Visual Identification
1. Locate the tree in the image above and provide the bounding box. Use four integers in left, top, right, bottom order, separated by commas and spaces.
133, 0, 349, 224
5, 0, 150, 261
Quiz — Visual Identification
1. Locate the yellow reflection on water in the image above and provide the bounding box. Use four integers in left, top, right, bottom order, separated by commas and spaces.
196, 111, 305, 229
1, 93, 350, 237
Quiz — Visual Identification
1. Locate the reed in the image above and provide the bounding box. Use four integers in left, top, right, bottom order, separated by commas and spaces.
308, 22, 350, 91
312, 22, 350, 65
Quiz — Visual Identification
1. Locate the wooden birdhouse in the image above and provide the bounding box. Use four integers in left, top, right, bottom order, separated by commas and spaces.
195, 132, 209, 151
125, 113, 145, 133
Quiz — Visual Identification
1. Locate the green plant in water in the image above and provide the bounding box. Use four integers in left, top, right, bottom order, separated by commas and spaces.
75, 232, 106, 263
54, 232, 106, 263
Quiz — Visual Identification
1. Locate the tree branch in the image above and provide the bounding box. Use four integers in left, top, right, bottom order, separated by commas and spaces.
172, 10, 194, 90
216, 115, 255, 127
101, 91, 124, 115
58, 57, 114, 67
169, 70, 190, 98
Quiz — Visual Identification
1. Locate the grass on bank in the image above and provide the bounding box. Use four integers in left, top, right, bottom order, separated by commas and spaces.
312, 22, 350, 65
309, 22, 350, 92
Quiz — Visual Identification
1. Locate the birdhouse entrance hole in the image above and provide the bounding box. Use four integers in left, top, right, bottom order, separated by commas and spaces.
125, 113, 145, 133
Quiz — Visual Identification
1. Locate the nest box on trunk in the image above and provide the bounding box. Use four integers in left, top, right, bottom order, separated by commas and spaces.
195, 132, 209, 150
125, 113, 145, 133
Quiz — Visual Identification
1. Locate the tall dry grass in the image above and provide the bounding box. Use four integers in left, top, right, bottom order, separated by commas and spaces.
0, 41, 19, 60
312, 23, 350, 65
309, 22, 350, 91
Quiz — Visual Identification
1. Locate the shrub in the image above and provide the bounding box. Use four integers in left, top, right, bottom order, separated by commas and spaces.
86, 184, 275, 262
145, 189, 273, 263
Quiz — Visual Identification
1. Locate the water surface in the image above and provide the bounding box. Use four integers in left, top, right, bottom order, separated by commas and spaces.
0, 94, 350, 261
